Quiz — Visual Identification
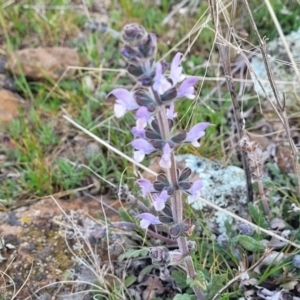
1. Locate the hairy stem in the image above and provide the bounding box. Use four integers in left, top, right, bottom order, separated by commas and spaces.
153, 90, 205, 300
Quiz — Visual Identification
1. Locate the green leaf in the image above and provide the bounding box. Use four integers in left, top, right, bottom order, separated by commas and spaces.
124, 275, 137, 287
138, 264, 157, 280
118, 207, 134, 223
187, 271, 207, 291
207, 274, 227, 299
248, 203, 269, 229
118, 248, 148, 262
172, 270, 190, 290
237, 235, 265, 252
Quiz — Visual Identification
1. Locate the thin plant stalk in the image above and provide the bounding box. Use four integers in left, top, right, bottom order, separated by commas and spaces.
154, 98, 205, 300
241, 0, 300, 195
208, 0, 254, 203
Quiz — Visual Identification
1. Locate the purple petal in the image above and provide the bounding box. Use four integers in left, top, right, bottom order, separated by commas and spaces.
185, 122, 210, 147
137, 213, 161, 228
135, 107, 151, 131
153, 62, 172, 95
137, 179, 154, 197
159, 143, 172, 169
131, 139, 156, 154
114, 104, 127, 118
131, 126, 146, 138
136, 117, 147, 131
131, 139, 156, 162
153, 190, 169, 211
109, 88, 139, 117
187, 180, 203, 195
166, 102, 178, 120
177, 77, 199, 99
133, 150, 145, 162
136, 106, 151, 120
170, 53, 185, 85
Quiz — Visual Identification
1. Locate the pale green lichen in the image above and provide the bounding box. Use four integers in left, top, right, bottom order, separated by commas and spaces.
250, 27, 300, 104
176, 154, 248, 232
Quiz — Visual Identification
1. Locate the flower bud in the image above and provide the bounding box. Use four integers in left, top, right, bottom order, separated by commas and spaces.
187, 240, 197, 253
150, 140, 164, 149
178, 181, 193, 190
145, 129, 161, 140
170, 224, 181, 238
149, 246, 170, 264
171, 131, 187, 144
238, 223, 254, 236
138, 74, 154, 87
122, 23, 148, 46
159, 204, 173, 223
127, 64, 144, 77
138, 33, 157, 59
134, 89, 155, 108
169, 250, 184, 264
170, 219, 194, 238
178, 167, 192, 182
121, 46, 143, 65
160, 87, 177, 102
153, 181, 169, 192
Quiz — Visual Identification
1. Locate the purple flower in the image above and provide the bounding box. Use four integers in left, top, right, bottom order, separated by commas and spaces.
185, 122, 210, 147
170, 53, 185, 85
153, 190, 169, 211
131, 107, 152, 137
137, 178, 154, 197
131, 138, 156, 162
109, 88, 139, 118
137, 213, 162, 229
187, 180, 203, 195
177, 77, 199, 99
160, 143, 172, 168
166, 102, 178, 120
153, 62, 172, 95
131, 126, 146, 138
136, 107, 153, 129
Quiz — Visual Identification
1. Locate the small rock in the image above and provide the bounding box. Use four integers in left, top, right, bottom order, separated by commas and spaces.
0, 89, 24, 122
6, 47, 80, 81
270, 217, 286, 230
293, 254, 300, 269
176, 154, 248, 232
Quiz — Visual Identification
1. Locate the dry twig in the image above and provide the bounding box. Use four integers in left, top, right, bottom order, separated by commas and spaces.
241, 0, 300, 195
208, 0, 253, 203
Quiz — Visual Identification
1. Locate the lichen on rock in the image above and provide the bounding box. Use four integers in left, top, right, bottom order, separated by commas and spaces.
176, 154, 248, 232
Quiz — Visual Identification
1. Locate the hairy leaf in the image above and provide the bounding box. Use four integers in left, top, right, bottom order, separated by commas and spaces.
238, 235, 266, 252
206, 274, 227, 300
248, 203, 269, 229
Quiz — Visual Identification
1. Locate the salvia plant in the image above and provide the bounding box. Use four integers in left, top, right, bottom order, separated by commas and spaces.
109, 23, 210, 299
